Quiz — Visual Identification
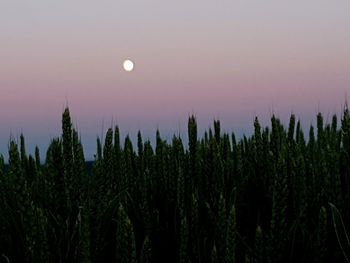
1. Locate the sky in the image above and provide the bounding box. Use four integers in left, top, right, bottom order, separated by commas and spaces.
1, 0, 350, 160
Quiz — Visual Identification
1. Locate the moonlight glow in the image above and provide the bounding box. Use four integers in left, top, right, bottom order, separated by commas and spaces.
123, 59, 134, 72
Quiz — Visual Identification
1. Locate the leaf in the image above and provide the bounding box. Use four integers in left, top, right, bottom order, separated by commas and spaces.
329, 202, 350, 262
1, 254, 10, 263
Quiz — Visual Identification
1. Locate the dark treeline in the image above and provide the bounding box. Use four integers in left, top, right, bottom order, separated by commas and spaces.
1, 107, 350, 263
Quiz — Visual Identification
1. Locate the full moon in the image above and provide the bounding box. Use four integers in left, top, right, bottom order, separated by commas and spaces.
123, 59, 134, 72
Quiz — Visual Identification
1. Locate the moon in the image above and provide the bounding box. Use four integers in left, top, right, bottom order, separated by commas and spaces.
123, 59, 134, 72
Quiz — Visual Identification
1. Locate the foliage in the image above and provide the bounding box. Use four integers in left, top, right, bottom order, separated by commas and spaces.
0, 107, 349, 262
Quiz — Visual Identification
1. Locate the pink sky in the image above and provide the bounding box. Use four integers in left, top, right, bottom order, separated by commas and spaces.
1, 0, 350, 159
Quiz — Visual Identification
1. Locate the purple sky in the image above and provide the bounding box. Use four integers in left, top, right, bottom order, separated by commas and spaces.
1, 0, 350, 160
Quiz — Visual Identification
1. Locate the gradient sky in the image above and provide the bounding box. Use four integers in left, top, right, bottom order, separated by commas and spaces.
1, 0, 350, 160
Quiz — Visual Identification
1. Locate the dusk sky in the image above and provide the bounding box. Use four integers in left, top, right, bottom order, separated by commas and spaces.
1, 0, 350, 160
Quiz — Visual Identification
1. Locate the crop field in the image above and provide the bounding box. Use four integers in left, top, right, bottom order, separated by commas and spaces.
0, 107, 350, 262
